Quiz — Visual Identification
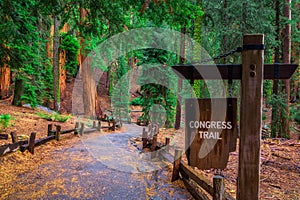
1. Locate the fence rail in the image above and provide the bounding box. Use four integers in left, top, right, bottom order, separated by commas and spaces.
0, 119, 119, 156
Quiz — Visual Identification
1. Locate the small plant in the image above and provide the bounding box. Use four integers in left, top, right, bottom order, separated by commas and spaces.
130, 97, 143, 106
0, 114, 12, 131
36, 111, 70, 122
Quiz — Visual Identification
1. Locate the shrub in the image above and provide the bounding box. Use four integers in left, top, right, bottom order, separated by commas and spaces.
36, 112, 70, 122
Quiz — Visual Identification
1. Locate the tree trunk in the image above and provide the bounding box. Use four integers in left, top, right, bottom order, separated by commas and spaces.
271, 0, 281, 138
79, 8, 97, 119
82, 56, 97, 118
53, 15, 60, 112
175, 25, 186, 130
12, 78, 24, 106
281, 0, 291, 138
59, 24, 69, 102
192, 0, 203, 98
0, 63, 10, 99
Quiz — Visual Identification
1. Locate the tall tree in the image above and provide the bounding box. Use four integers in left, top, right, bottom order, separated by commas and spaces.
53, 15, 61, 111
282, 0, 292, 137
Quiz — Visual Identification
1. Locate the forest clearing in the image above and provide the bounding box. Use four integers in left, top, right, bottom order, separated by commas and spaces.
1, 0, 300, 200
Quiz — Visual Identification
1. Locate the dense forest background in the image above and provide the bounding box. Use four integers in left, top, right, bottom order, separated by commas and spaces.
0, 0, 299, 138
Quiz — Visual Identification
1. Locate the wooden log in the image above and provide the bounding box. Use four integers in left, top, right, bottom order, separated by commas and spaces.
10, 132, 18, 143
180, 162, 214, 195
142, 127, 148, 148
165, 137, 170, 152
181, 176, 210, 200
80, 123, 85, 136
0, 134, 8, 140
171, 149, 183, 182
213, 175, 225, 200
74, 122, 79, 134
83, 128, 97, 134
0, 141, 28, 156
55, 125, 61, 141
101, 126, 112, 129
60, 129, 76, 134
238, 34, 264, 200
28, 132, 36, 154
47, 124, 53, 136
35, 135, 55, 146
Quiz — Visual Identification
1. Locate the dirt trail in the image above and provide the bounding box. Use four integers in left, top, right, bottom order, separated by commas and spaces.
0, 119, 192, 199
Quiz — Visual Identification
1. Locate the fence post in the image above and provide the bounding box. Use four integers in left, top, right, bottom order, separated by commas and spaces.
142, 128, 148, 148
171, 149, 183, 182
213, 175, 225, 200
80, 123, 85, 136
47, 124, 53, 136
237, 34, 264, 200
55, 125, 61, 141
28, 132, 36, 154
93, 121, 96, 128
74, 122, 79, 135
151, 134, 157, 151
112, 120, 116, 131
97, 121, 101, 131
10, 132, 18, 143
165, 137, 170, 152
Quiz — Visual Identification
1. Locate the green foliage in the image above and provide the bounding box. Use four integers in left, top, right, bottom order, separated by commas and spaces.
111, 55, 131, 122
0, 114, 12, 130
60, 33, 80, 79
137, 54, 178, 128
131, 97, 143, 106
0, 1, 53, 108
36, 111, 70, 123
268, 93, 289, 138
290, 104, 300, 125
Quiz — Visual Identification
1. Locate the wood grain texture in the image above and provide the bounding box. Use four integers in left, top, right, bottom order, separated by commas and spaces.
237, 34, 264, 200
185, 98, 238, 170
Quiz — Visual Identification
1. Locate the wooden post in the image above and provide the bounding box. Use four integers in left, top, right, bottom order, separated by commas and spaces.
74, 122, 79, 135
47, 124, 53, 136
93, 120, 96, 128
237, 34, 264, 200
165, 137, 170, 152
10, 132, 18, 143
55, 125, 61, 141
97, 121, 101, 131
80, 122, 85, 136
112, 120, 116, 131
28, 132, 36, 154
213, 175, 225, 200
151, 135, 157, 151
171, 149, 183, 182
142, 128, 148, 148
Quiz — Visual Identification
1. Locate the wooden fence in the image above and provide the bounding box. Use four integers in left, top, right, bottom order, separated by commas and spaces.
0, 119, 117, 156
140, 123, 233, 199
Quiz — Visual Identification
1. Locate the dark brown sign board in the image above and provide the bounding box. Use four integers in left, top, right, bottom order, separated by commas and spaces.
185, 98, 238, 170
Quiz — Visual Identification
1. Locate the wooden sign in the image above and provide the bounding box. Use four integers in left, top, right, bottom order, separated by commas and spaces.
185, 98, 238, 170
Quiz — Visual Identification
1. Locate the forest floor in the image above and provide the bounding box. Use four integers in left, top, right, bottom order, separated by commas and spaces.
0, 103, 299, 199
0, 103, 192, 199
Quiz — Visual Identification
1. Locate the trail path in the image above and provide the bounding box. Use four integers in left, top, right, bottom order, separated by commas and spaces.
2, 124, 192, 200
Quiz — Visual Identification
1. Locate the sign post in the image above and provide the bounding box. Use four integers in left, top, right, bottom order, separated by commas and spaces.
237, 34, 264, 200
172, 34, 298, 200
